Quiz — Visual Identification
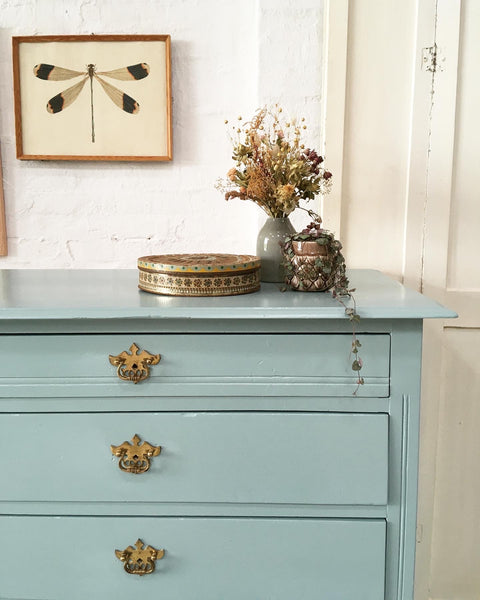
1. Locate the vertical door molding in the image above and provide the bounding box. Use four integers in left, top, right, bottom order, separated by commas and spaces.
321, 0, 349, 237
402, 0, 438, 292
403, 0, 461, 297
403, 2, 463, 600
421, 0, 461, 301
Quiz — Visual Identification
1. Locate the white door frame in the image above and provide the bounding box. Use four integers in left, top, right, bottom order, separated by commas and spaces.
321, 0, 349, 237
322, 2, 467, 599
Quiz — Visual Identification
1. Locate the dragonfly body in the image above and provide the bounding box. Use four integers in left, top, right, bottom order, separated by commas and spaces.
33, 62, 150, 142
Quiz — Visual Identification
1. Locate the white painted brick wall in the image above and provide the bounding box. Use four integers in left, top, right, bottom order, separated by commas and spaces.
0, 0, 324, 268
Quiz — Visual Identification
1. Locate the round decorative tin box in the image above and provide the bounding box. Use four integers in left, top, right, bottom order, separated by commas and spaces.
138, 254, 261, 296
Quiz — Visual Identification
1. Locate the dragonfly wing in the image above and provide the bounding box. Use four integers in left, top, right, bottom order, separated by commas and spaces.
95, 75, 140, 114
46, 76, 88, 113
34, 64, 84, 81
96, 63, 149, 81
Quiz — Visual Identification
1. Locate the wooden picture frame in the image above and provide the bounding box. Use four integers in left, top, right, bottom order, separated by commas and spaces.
0, 143, 7, 255
12, 35, 172, 162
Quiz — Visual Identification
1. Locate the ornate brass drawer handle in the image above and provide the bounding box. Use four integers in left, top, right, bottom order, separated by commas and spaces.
115, 539, 165, 576
109, 343, 160, 383
111, 434, 161, 474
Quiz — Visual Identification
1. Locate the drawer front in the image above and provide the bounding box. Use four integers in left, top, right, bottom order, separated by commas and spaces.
0, 516, 386, 600
0, 412, 388, 505
0, 333, 390, 397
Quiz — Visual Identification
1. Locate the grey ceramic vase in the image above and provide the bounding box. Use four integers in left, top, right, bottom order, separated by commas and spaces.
256, 216, 295, 283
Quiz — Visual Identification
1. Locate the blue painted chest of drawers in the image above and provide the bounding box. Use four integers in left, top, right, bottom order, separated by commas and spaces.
0, 269, 454, 599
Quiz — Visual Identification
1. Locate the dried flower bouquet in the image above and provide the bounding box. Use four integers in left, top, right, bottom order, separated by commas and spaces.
216, 106, 332, 218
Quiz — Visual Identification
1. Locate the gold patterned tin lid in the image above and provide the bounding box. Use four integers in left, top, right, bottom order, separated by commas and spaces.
138, 253, 261, 296
138, 254, 261, 274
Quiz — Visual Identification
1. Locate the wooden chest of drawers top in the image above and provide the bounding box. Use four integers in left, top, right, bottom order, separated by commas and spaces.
0, 268, 453, 323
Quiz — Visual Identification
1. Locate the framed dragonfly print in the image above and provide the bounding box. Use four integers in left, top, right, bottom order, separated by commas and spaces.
12, 35, 172, 161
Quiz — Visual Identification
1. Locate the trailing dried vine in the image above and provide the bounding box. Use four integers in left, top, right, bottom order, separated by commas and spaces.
282, 214, 364, 394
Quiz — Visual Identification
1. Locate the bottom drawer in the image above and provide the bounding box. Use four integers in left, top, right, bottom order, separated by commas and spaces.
0, 516, 385, 600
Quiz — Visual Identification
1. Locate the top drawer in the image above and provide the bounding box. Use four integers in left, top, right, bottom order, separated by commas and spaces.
0, 333, 390, 398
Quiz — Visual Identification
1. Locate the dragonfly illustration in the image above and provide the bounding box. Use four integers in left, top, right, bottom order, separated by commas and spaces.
33, 62, 150, 143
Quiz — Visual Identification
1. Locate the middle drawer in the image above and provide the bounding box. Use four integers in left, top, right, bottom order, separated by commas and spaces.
0, 411, 388, 505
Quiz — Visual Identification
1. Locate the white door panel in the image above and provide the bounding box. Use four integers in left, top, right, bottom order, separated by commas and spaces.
325, 1, 480, 598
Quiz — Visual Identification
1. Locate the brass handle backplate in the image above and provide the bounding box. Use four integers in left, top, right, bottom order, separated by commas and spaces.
111, 434, 161, 474
115, 539, 165, 575
109, 343, 160, 383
